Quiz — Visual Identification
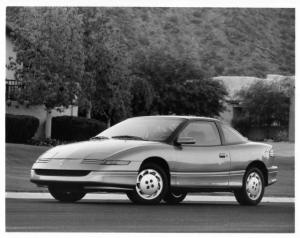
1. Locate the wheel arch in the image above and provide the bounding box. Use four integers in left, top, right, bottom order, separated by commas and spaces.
140, 156, 170, 181
246, 160, 268, 186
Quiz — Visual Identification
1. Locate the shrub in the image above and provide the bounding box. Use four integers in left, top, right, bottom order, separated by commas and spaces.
231, 115, 250, 136
6, 114, 39, 143
51, 116, 106, 141
27, 138, 65, 147
236, 80, 290, 127
271, 128, 288, 142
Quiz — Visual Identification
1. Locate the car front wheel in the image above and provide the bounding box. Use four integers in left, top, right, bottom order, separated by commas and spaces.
234, 167, 265, 206
126, 164, 168, 204
48, 185, 86, 202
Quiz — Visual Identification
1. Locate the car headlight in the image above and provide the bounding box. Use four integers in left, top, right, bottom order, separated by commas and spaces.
36, 158, 51, 163
99, 160, 131, 165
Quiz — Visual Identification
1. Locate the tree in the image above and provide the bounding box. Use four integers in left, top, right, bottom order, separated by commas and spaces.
236, 80, 291, 128
74, 8, 132, 126
91, 48, 132, 127
7, 7, 85, 138
129, 76, 154, 116
8, 7, 133, 131
132, 49, 228, 117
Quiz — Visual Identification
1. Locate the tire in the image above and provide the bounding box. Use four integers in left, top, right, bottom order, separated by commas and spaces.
48, 185, 86, 203
126, 163, 168, 205
163, 191, 187, 204
234, 167, 265, 206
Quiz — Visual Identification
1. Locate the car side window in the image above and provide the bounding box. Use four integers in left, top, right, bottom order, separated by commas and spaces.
221, 124, 247, 144
178, 121, 221, 146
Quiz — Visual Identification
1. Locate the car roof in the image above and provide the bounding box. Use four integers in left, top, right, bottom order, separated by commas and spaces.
135, 115, 220, 122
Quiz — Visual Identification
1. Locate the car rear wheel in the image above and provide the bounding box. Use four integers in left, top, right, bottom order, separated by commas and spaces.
48, 185, 86, 202
163, 191, 187, 204
234, 167, 265, 206
126, 164, 168, 205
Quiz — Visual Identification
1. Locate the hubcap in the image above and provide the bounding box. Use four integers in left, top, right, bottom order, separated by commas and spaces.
246, 172, 262, 200
136, 169, 163, 200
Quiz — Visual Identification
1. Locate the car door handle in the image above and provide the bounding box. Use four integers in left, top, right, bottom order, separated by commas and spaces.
219, 153, 227, 158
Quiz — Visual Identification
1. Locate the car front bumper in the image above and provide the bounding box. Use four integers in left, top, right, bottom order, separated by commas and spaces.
30, 169, 138, 190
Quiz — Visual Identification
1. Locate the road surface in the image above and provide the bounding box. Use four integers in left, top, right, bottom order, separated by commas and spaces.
6, 196, 294, 232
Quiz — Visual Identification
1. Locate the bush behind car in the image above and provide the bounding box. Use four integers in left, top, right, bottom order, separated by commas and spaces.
6, 114, 39, 143
51, 116, 106, 141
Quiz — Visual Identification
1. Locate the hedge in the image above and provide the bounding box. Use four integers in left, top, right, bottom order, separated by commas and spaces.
6, 114, 39, 143
51, 116, 107, 141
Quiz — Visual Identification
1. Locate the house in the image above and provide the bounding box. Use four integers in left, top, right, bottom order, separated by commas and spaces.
6, 24, 78, 139
215, 75, 295, 142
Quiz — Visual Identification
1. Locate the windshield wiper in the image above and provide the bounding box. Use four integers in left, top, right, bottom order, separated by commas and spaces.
90, 136, 109, 140
111, 135, 146, 141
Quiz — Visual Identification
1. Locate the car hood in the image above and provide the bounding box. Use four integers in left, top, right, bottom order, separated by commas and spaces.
39, 139, 161, 160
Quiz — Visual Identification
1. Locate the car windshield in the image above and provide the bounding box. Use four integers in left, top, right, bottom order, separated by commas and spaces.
97, 117, 184, 142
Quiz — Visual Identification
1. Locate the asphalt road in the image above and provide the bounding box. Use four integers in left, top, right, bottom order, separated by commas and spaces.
6, 198, 294, 232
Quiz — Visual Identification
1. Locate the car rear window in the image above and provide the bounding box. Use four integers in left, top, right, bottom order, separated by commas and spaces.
220, 123, 247, 144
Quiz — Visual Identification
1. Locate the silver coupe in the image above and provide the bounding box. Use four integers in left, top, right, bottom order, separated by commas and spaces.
30, 116, 278, 205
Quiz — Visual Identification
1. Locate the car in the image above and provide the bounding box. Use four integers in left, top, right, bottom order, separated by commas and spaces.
30, 115, 278, 205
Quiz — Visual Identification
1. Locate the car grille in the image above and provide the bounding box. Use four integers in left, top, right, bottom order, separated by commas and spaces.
34, 169, 91, 176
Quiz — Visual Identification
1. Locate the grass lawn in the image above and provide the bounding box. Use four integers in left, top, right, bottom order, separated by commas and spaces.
5, 143, 294, 197
6, 143, 49, 192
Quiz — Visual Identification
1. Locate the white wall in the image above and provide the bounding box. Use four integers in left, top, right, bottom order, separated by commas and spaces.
6, 34, 17, 80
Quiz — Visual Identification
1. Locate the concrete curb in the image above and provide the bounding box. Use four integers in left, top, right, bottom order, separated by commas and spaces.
6, 192, 295, 203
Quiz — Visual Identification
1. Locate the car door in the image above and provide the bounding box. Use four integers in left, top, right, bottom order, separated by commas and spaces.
172, 120, 230, 188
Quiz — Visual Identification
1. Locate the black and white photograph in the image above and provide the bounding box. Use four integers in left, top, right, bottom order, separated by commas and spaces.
3, 0, 296, 234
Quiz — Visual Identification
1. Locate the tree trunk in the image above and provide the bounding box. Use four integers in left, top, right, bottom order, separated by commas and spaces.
107, 118, 111, 128
288, 87, 295, 142
85, 100, 92, 119
45, 109, 52, 139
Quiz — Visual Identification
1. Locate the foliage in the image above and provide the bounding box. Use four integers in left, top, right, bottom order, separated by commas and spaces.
7, 7, 132, 127
236, 80, 291, 127
27, 138, 65, 147
76, 8, 132, 125
231, 115, 251, 135
89, 36, 132, 126
6, 114, 39, 143
7, 7, 85, 110
272, 130, 289, 142
117, 8, 294, 77
129, 76, 154, 116
51, 116, 106, 141
6, 7, 294, 127
133, 50, 227, 116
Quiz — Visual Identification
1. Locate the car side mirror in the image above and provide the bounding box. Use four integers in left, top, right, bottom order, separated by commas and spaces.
176, 137, 196, 145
